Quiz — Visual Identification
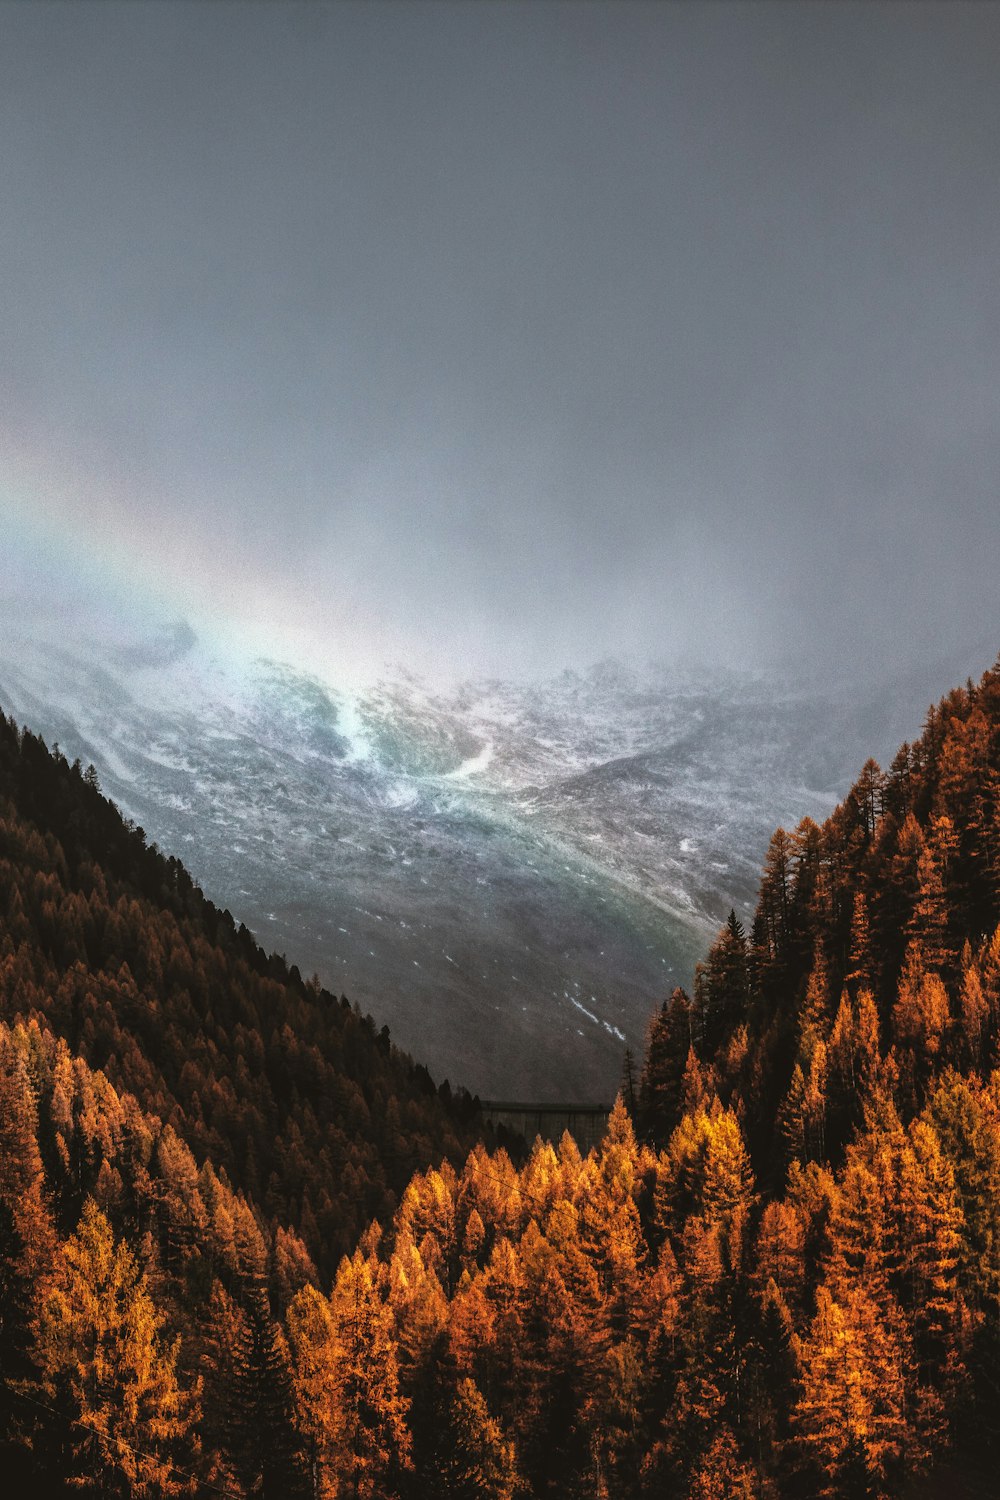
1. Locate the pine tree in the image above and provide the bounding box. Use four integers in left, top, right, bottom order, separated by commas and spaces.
777, 1064, 808, 1168
0, 1035, 55, 1460
844, 891, 874, 995
229, 1287, 309, 1498
194, 1279, 245, 1496
33, 1198, 199, 1496
435, 1376, 520, 1500
793, 1283, 911, 1498
687, 1424, 759, 1498
896, 1120, 966, 1397
328, 1248, 412, 1499
287, 1282, 340, 1499
636, 988, 692, 1148
892, 945, 951, 1107
745, 1279, 799, 1482
696, 912, 752, 1056
386, 1231, 450, 1482
850, 759, 885, 844
757, 830, 795, 974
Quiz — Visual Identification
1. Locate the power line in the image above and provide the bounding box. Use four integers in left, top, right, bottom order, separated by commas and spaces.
7, 1383, 242, 1499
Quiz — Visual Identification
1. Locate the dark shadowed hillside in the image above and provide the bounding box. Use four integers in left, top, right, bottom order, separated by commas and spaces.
0, 708, 481, 1280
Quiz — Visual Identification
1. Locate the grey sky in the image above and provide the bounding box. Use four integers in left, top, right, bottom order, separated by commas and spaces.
2, 2, 998, 682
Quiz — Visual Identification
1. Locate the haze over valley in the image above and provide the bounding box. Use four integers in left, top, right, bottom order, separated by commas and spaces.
2, 583, 991, 1098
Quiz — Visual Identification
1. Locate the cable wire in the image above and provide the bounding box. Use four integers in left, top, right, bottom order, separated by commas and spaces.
6, 1383, 242, 1499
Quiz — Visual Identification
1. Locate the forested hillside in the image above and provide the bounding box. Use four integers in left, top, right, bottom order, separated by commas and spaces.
0, 710, 480, 1279
4, 658, 1000, 1496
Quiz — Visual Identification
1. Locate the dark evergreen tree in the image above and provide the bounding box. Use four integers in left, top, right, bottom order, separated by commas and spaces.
695, 911, 751, 1056
637, 988, 692, 1147
229, 1289, 309, 1499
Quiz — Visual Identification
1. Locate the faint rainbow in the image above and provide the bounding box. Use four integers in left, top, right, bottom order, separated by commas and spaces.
0, 453, 373, 689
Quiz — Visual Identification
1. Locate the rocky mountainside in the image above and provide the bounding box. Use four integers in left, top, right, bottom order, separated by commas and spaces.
0, 594, 990, 1099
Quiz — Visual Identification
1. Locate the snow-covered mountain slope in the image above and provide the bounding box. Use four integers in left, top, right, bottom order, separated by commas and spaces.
359, 662, 842, 928
0, 595, 990, 1101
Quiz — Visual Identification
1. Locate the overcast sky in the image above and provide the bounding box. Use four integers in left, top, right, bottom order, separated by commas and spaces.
2, 2, 998, 684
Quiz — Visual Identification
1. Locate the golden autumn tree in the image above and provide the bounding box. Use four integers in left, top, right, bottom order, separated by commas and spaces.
957, 954, 990, 1070
926, 1071, 1000, 1430
386, 1230, 449, 1385
287, 1282, 341, 1499
687, 1425, 759, 1499
845, 890, 874, 994
394, 1165, 458, 1296
657, 1103, 755, 1246
327, 1247, 412, 1499
0, 1031, 56, 1462
578, 1098, 646, 1330
892, 944, 951, 1105
793, 1282, 911, 1498
647, 1105, 757, 1488
827, 987, 882, 1152
34, 1198, 199, 1496
896, 1119, 967, 1390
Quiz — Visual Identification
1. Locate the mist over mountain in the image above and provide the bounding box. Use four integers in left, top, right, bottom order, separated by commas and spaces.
4, 4, 1000, 1494
1, 592, 990, 1101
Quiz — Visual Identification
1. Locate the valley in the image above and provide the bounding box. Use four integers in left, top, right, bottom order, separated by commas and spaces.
0, 601, 989, 1098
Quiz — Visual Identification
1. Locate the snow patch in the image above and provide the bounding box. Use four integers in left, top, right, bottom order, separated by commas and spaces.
445, 740, 494, 779
570, 997, 599, 1025
383, 779, 419, 810
336, 693, 376, 766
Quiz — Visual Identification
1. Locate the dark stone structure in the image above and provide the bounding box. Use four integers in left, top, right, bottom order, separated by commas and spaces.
479, 1101, 613, 1155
